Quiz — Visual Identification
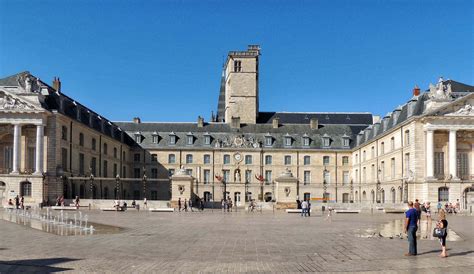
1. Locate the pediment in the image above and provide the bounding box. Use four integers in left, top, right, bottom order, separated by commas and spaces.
444, 98, 474, 117
0, 89, 44, 112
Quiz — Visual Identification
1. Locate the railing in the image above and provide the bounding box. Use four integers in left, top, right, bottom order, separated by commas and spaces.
0, 168, 34, 175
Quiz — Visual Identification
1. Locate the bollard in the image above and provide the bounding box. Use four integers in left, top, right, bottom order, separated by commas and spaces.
88, 203, 91, 210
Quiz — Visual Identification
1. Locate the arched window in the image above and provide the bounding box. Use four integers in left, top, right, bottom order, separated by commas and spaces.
381, 189, 385, 203
391, 188, 396, 203
21, 181, 32, 197
355, 190, 358, 202
362, 191, 367, 202
371, 190, 375, 203
398, 186, 403, 202
438, 187, 449, 202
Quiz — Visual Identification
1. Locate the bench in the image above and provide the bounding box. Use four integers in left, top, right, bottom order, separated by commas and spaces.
384, 209, 406, 214
68, 204, 88, 208
375, 206, 385, 210
100, 207, 125, 211
334, 209, 361, 214
51, 206, 77, 210
285, 209, 313, 213
149, 208, 174, 212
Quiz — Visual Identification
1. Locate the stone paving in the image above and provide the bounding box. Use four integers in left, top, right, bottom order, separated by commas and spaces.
0, 208, 473, 273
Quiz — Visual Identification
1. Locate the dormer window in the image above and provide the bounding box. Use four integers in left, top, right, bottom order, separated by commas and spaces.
264, 134, 273, 147
203, 133, 211, 146
186, 132, 194, 145
152, 132, 159, 144
284, 134, 292, 147
169, 132, 176, 145
134, 132, 142, 143
342, 135, 350, 148
322, 134, 331, 148
302, 134, 310, 147
234, 60, 242, 72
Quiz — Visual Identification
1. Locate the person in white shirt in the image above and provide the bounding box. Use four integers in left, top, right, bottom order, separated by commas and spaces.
301, 200, 308, 217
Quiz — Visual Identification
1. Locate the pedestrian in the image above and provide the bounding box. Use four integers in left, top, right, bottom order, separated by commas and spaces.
20, 196, 24, 209
14, 195, 19, 209
296, 198, 301, 209
131, 200, 136, 208
425, 202, 432, 239
189, 198, 193, 212
307, 200, 311, 217
55, 196, 60, 206
437, 202, 442, 213
436, 209, 448, 257
301, 199, 308, 217
75, 196, 80, 210
404, 201, 418, 256
178, 197, 182, 212
228, 197, 233, 212
60, 195, 65, 206
184, 198, 188, 212
455, 199, 460, 214
325, 206, 333, 222
143, 197, 148, 209
200, 198, 205, 211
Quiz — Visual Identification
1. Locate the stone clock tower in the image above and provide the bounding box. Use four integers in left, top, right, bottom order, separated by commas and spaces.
216, 45, 260, 124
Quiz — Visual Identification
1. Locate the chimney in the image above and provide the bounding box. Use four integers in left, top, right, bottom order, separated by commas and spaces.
197, 116, 204, 128
52, 77, 61, 92
133, 117, 141, 124
231, 117, 240, 129
413, 85, 420, 97
272, 117, 279, 129
310, 118, 318, 130
248, 45, 261, 54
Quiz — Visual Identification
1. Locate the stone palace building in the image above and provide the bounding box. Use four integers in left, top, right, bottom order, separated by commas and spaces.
1, 45, 473, 209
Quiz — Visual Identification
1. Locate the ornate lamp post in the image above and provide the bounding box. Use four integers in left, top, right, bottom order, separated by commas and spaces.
142, 167, 147, 200
255, 174, 265, 202
376, 168, 381, 204
245, 169, 250, 202
89, 167, 94, 199
349, 179, 354, 203
323, 167, 328, 203
115, 174, 120, 200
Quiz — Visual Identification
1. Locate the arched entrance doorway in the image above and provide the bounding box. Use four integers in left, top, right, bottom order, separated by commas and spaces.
391, 188, 396, 203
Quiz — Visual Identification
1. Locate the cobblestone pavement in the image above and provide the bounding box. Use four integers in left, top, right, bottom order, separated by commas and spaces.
1, 209, 473, 273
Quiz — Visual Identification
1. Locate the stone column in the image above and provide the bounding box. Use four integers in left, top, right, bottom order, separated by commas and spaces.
11, 124, 22, 174
449, 129, 459, 180
34, 125, 44, 174
425, 130, 434, 179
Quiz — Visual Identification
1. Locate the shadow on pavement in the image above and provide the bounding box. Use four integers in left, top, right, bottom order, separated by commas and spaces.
448, 250, 474, 257
0, 257, 80, 272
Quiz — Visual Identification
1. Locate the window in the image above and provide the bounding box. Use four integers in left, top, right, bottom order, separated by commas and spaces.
284, 155, 291, 165
371, 146, 375, 158
342, 156, 349, 165
91, 157, 97, 176
27, 147, 35, 171
438, 187, 449, 202
203, 169, 210, 184
223, 154, 230, 164
21, 181, 32, 197
79, 153, 85, 175
265, 155, 272, 165
134, 168, 141, 178
223, 170, 230, 182
61, 126, 67, 141
151, 168, 158, 179
363, 151, 366, 162
355, 169, 358, 183
169, 134, 176, 145
323, 156, 330, 165
135, 134, 141, 143
284, 136, 292, 146
303, 136, 310, 147
380, 161, 385, 180
434, 152, 444, 177
354, 154, 358, 164
324, 170, 330, 184
322, 136, 330, 147
113, 147, 117, 158
343, 171, 349, 185
390, 137, 395, 151
371, 164, 375, 182
61, 148, 68, 171
303, 156, 310, 165
103, 160, 108, 177
204, 135, 211, 145
265, 136, 273, 147
405, 130, 410, 146
79, 133, 84, 146
304, 171, 311, 185
234, 60, 242, 72
151, 154, 158, 162
122, 151, 126, 161
457, 152, 469, 179
187, 135, 193, 145
122, 166, 127, 177
265, 170, 272, 184
245, 170, 252, 183
342, 137, 350, 147
203, 154, 211, 164
134, 153, 141, 162
304, 192, 311, 201
245, 155, 252, 165
113, 163, 117, 177
151, 191, 158, 200
186, 154, 193, 164
152, 134, 159, 144
363, 167, 367, 182
92, 138, 96, 150
380, 142, 385, 155
391, 158, 396, 179
168, 154, 176, 164
103, 143, 108, 155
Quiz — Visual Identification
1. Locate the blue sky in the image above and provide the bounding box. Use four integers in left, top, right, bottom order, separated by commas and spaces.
1, 0, 473, 122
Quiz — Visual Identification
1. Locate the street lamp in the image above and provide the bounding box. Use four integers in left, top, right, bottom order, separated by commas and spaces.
376, 168, 381, 203
142, 167, 147, 200
349, 179, 354, 203
323, 167, 328, 203
115, 174, 120, 200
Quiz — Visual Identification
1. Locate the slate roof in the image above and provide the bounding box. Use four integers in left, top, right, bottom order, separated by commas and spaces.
257, 112, 373, 125
115, 121, 368, 150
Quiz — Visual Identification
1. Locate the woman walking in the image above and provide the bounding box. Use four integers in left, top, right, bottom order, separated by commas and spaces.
436, 209, 448, 257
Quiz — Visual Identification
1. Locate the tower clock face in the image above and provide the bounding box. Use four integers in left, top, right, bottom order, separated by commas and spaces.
234, 152, 242, 162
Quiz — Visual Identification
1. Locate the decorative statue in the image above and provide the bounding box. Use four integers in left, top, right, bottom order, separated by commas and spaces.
428, 77, 452, 101
234, 169, 241, 182
446, 104, 474, 116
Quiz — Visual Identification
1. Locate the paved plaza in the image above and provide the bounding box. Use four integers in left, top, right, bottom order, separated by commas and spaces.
0, 209, 473, 273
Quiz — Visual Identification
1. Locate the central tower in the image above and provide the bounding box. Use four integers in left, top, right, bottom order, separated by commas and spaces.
217, 45, 260, 124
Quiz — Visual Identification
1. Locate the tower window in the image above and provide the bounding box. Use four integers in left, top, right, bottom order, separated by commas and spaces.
234, 60, 242, 72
